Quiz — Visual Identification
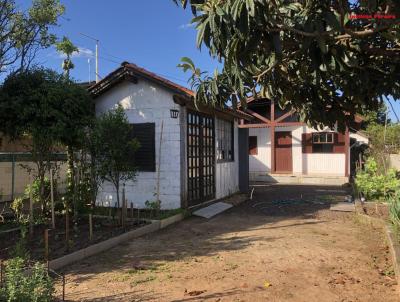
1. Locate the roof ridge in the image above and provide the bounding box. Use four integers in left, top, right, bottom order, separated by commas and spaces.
122, 61, 194, 96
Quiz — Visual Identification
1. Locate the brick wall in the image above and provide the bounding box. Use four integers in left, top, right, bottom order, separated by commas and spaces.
95, 80, 182, 209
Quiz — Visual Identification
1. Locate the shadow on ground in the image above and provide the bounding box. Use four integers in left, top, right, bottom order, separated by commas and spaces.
62, 184, 351, 300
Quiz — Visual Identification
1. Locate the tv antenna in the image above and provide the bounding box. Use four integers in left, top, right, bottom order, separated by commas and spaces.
80, 32, 99, 83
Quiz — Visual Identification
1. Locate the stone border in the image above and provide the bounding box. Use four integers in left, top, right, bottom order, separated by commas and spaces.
355, 209, 400, 290
49, 213, 184, 270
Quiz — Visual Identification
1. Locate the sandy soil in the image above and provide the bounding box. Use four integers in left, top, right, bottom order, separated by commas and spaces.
60, 184, 399, 302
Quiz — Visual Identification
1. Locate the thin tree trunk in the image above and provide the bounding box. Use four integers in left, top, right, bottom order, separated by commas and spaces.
115, 179, 121, 226
66, 145, 74, 245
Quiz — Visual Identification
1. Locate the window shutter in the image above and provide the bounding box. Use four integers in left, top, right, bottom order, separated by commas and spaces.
249, 136, 258, 155
130, 123, 156, 171
333, 132, 345, 153
302, 133, 313, 153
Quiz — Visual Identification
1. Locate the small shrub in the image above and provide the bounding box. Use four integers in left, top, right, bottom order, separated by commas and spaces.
25, 177, 51, 209
1, 257, 54, 302
145, 200, 160, 211
355, 158, 400, 201
10, 226, 29, 259
11, 197, 25, 222
390, 191, 400, 228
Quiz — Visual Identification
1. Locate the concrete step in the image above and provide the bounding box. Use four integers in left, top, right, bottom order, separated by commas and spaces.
250, 173, 348, 185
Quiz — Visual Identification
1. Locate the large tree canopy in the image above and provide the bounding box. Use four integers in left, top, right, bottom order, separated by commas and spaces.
0, 0, 64, 74
0, 68, 93, 208
175, 0, 400, 127
0, 68, 93, 144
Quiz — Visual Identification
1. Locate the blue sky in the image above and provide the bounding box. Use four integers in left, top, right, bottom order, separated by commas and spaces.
15, 1, 400, 121
35, 0, 219, 86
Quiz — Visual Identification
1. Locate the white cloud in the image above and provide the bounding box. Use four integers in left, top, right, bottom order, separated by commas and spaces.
50, 46, 94, 59
178, 23, 195, 30
72, 47, 94, 58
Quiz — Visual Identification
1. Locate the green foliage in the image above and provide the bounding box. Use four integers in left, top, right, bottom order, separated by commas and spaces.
361, 102, 389, 126
11, 177, 51, 224
145, 200, 161, 211
10, 234, 29, 260
0, 68, 93, 210
364, 122, 400, 173
355, 158, 400, 201
175, 0, 400, 128
390, 191, 400, 230
56, 36, 78, 57
10, 197, 25, 223
0, 0, 65, 74
0, 68, 93, 152
56, 36, 78, 76
90, 105, 140, 207
0, 257, 54, 302
25, 177, 51, 208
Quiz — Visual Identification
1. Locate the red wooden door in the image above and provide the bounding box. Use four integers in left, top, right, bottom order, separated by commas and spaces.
275, 131, 292, 173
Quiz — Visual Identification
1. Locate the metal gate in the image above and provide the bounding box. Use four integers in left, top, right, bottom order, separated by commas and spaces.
187, 111, 215, 207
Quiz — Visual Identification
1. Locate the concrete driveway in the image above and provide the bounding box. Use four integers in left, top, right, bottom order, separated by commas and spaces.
61, 184, 398, 302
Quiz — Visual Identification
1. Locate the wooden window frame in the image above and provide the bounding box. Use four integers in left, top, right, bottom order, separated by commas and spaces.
312, 132, 334, 144
312, 132, 334, 153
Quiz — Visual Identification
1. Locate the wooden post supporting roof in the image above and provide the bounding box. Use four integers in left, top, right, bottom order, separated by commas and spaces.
271, 125, 276, 173
271, 100, 275, 173
345, 126, 350, 177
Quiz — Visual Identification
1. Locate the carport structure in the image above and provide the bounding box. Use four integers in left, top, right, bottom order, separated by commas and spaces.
238, 98, 360, 185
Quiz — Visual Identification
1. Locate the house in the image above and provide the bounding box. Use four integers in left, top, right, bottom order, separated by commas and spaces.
240, 98, 368, 185
88, 62, 252, 210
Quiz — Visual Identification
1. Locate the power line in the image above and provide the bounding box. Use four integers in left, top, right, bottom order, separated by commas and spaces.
71, 32, 189, 84
97, 43, 188, 83
386, 96, 400, 123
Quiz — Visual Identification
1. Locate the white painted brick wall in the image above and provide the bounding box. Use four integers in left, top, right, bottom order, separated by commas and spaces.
95, 80, 182, 209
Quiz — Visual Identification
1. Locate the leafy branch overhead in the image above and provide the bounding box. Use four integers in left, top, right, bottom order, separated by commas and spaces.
175, 0, 400, 128
0, 0, 65, 74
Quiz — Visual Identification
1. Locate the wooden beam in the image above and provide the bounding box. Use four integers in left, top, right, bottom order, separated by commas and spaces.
246, 109, 271, 124
238, 122, 305, 128
275, 109, 296, 123
271, 100, 275, 122
345, 126, 350, 177
275, 122, 305, 127
238, 123, 270, 128
271, 125, 276, 173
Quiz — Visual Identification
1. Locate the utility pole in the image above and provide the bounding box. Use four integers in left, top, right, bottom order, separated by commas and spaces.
80, 33, 99, 83
95, 41, 99, 83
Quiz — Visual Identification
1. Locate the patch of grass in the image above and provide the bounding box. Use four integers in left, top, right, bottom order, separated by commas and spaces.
131, 275, 156, 286
382, 268, 395, 277
126, 269, 145, 275
224, 263, 239, 271
213, 255, 222, 261
109, 273, 131, 282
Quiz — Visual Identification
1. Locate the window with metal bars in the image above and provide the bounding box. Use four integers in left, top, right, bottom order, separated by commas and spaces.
216, 118, 234, 162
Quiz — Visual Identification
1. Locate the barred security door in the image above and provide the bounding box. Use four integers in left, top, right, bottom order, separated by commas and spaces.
187, 111, 215, 207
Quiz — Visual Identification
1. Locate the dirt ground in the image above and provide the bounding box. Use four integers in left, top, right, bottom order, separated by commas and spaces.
61, 184, 399, 302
